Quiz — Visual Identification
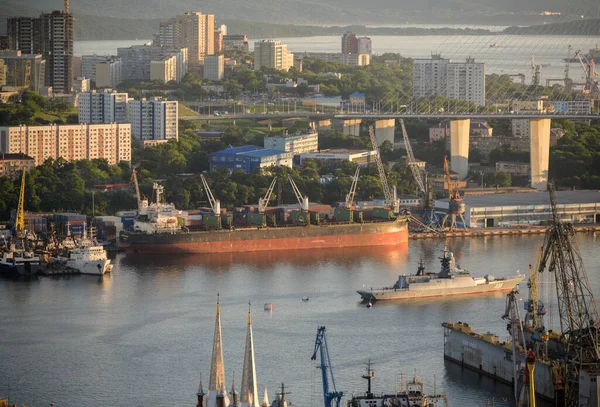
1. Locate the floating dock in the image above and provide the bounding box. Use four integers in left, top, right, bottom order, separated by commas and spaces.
442, 321, 559, 402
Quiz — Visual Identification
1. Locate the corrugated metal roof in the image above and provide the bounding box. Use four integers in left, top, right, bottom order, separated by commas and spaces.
240, 149, 289, 158
461, 190, 600, 208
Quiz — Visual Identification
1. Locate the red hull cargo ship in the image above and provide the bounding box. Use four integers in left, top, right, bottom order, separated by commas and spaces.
121, 217, 408, 255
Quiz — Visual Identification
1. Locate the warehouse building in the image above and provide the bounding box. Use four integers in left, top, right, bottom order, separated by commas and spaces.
434, 190, 600, 228
209, 145, 293, 173
296, 149, 378, 168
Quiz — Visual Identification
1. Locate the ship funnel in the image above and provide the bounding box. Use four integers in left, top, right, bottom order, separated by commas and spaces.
215, 200, 221, 216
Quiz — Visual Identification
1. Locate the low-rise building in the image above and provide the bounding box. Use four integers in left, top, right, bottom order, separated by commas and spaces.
301, 52, 370, 66
296, 149, 378, 168
209, 145, 293, 173
0, 153, 35, 177
263, 130, 318, 154
552, 100, 591, 114
223, 35, 249, 54
495, 161, 530, 176
82, 55, 122, 88
468, 136, 530, 157
73, 77, 90, 93
430, 119, 492, 142
0, 50, 45, 93
550, 128, 565, 145
0, 123, 131, 165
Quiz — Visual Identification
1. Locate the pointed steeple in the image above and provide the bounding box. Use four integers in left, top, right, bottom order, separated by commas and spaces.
262, 387, 269, 407
240, 303, 259, 407
208, 294, 231, 407
197, 374, 206, 407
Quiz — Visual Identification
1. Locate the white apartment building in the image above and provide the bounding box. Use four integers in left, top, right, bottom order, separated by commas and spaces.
413, 55, 486, 106
127, 98, 178, 141
203, 54, 224, 81
357, 37, 372, 55
0, 123, 131, 165
263, 130, 319, 154
301, 52, 370, 66
117, 45, 187, 82
512, 119, 530, 138
78, 90, 129, 124
150, 55, 177, 83
254, 40, 294, 71
82, 55, 122, 87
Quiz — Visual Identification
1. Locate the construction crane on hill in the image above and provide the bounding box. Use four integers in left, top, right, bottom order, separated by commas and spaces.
537, 181, 600, 406
311, 327, 344, 407
368, 126, 399, 213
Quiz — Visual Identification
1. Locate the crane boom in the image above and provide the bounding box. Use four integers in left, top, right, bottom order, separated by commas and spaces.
344, 166, 360, 209
287, 175, 309, 211
200, 174, 220, 215
503, 290, 531, 406
131, 169, 142, 210
311, 326, 343, 407
15, 169, 26, 233
259, 177, 277, 213
443, 156, 453, 200
399, 119, 425, 194
368, 126, 398, 213
537, 181, 600, 405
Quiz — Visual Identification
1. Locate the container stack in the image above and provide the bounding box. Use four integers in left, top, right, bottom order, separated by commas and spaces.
95, 216, 124, 243
53, 213, 88, 238
116, 210, 137, 230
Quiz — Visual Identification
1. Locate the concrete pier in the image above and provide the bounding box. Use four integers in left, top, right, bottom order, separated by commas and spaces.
530, 118, 551, 192
450, 119, 470, 179
332, 118, 361, 136
374, 119, 395, 147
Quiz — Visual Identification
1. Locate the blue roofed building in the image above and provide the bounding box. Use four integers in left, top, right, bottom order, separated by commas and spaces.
209, 145, 293, 173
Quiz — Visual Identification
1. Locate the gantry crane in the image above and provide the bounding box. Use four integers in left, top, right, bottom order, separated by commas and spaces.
200, 174, 221, 215
367, 126, 399, 213
15, 169, 26, 237
311, 327, 344, 407
537, 181, 600, 406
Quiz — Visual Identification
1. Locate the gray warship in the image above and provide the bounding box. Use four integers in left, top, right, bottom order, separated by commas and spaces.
357, 248, 524, 302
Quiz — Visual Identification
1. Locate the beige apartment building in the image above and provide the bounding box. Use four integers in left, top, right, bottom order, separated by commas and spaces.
150, 55, 177, 83
175, 12, 214, 64
0, 123, 131, 166
254, 40, 294, 71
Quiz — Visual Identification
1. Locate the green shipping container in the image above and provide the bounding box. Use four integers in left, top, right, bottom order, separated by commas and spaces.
222, 214, 233, 228
248, 212, 267, 227
266, 213, 277, 227
310, 211, 320, 225
204, 214, 222, 229
290, 211, 308, 224
334, 207, 353, 222
373, 207, 394, 220
353, 210, 363, 223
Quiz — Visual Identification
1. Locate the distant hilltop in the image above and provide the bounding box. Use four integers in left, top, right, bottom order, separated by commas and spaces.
503, 19, 600, 36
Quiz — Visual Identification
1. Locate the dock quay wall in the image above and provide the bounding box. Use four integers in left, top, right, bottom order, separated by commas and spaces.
412, 224, 600, 239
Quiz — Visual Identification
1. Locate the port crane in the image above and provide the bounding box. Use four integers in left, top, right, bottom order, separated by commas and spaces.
259, 177, 277, 213
15, 169, 26, 237
440, 156, 465, 230
537, 181, 600, 406
530, 54, 541, 86
367, 126, 399, 214
573, 50, 599, 94
130, 168, 148, 211
200, 174, 221, 215
311, 326, 344, 407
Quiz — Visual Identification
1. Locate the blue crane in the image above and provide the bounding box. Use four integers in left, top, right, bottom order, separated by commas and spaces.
311, 326, 344, 407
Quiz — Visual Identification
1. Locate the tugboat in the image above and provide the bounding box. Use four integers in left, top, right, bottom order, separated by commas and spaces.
357, 247, 524, 301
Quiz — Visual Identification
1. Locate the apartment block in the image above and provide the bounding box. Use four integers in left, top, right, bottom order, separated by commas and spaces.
127, 98, 178, 141
175, 12, 214, 64
156, 19, 177, 47
301, 52, 370, 67
7, 17, 41, 54
223, 35, 249, 54
82, 55, 122, 88
118, 44, 187, 82
0, 123, 131, 165
254, 40, 294, 71
0, 153, 35, 177
39, 11, 74, 94
150, 55, 177, 83
203, 55, 224, 81
0, 51, 46, 93
78, 90, 130, 124
357, 37, 372, 55
413, 55, 486, 106
341, 32, 358, 54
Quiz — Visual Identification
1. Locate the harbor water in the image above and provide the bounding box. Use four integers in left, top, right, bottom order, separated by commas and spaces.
1, 233, 598, 406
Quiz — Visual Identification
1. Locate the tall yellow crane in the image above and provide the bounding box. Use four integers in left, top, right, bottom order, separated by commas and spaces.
131, 169, 143, 211
15, 169, 26, 234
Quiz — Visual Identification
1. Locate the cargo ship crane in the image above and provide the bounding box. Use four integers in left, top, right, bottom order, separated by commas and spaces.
537, 181, 600, 406
15, 169, 26, 237
259, 177, 277, 213
399, 119, 425, 194
311, 326, 343, 407
344, 166, 360, 209
130, 168, 148, 211
287, 175, 309, 211
368, 126, 399, 214
200, 174, 221, 215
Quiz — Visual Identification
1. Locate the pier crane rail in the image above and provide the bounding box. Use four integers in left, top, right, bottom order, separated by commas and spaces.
311, 326, 344, 407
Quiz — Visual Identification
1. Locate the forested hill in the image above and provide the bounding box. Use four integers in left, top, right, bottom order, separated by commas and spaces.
6, 0, 599, 25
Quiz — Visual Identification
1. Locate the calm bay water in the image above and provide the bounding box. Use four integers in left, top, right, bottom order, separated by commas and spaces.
1, 233, 599, 407
76, 34, 600, 84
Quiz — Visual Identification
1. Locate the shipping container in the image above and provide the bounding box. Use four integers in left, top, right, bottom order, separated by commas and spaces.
248, 212, 266, 227
309, 211, 320, 225
373, 207, 394, 220
353, 210, 364, 223
204, 214, 222, 229
290, 211, 308, 224
334, 207, 353, 222
222, 214, 233, 228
